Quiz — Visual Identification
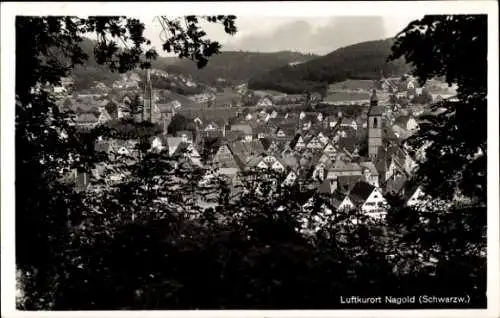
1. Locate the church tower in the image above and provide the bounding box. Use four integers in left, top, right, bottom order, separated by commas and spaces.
367, 89, 383, 158
142, 69, 153, 122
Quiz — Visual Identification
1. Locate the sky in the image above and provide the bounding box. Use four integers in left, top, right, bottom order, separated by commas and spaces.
143, 15, 421, 56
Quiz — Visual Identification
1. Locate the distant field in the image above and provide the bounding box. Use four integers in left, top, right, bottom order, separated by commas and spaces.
324, 91, 370, 102
328, 79, 376, 92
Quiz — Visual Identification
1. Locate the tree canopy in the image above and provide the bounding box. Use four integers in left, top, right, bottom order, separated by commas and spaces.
388, 14, 487, 201
14, 14, 487, 310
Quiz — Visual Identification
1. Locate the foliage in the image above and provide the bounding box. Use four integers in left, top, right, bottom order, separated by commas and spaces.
388, 15, 487, 201
167, 113, 194, 136
411, 89, 433, 105
16, 14, 487, 311
18, 156, 487, 309
248, 38, 410, 94
15, 15, 238, 309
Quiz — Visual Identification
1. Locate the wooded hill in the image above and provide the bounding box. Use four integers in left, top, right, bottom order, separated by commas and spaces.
248, 38, 411, 94
69, 38, 319, 90
152, 50, 319, 86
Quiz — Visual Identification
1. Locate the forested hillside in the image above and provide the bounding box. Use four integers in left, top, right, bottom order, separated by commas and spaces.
248, 38, 410, 94
153, 50, 319, 86
69, 38, 318, 90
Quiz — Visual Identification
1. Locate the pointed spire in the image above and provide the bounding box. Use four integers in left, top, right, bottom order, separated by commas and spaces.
370, 89, 378, 107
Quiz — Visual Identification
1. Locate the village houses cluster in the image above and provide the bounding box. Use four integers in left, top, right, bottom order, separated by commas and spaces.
53, 69, 451, 220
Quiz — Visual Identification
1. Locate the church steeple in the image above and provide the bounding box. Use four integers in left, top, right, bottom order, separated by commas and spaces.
370, 89, 378, 107
143, 69, 153, 122
367, 89, 383, 159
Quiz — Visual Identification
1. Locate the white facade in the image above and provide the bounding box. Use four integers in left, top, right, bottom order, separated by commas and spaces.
338, 196, 355, 211
307, 137, 323, 149
361, 188, 389, 217
282, 171, 297, 186
406, 187, 429, 208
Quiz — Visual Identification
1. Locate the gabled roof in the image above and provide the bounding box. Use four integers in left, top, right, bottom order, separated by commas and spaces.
400, 178, 422, 202
318, 178, 335, 194
76, 112, 98, 123
337, 175, 363, 194
172, 141, 196, 156
229, 139, 266, 164
384, 173, 408, 195
166, 137, 184, 155
349, 181, 376, 205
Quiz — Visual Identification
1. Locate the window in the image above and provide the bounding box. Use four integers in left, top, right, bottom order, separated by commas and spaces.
373, 117, 378, 128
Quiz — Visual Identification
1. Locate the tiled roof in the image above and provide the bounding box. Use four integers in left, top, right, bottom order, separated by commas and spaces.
231, 124, 253, 135
76, 112, 98, 123
337, 175, 363, 194
349, 181, 376, 205
229, 140, 265, 164
384, 173, 408, 195
166, 137, 184, 155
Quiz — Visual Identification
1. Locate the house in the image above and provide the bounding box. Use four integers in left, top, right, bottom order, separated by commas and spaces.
204, 121, 220, 132
290, 134, 306, 151
230, 139, 266, 165
310, 92, 323, 102
327, 159, 363, 179
231, 123, 253, 141
336, 175, 364, 194
174, 130, 194, 144
349, 181, 389, 218
265, 140, 287, 156
247, 154, 285, 173
322, 142, 338, 157
317, 178, 355, 211
311, 156, 331, 181
97, 107, 113, 124
359, 161, 380, 187
282, 170, 298, 187
306, 136, 323, 150
253, 125, 271, 140
300, 113, 319, 131
75, 112, 98, 128
384, 172, 408, 196
166, 137, 185, 156
172, 142, 202, 167
324, 115, 340, 129
275, 127, 287, 139
394, 115, 419, 132
150, 134, 169, 152
257, 96, 274, 107
316, 131, 330, 145
211, 143, 243, 169
402, 183, 430, 208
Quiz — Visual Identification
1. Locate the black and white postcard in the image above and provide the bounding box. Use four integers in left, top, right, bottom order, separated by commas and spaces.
1, 1, 499, 318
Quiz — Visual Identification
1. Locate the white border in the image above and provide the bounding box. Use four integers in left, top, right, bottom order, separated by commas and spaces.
1, 1, 499, 318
